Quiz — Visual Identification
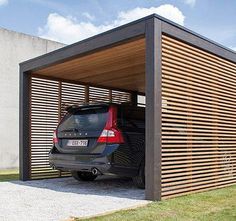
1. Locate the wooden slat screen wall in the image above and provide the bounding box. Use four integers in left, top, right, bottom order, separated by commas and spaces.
137, 95, 145, 107
30, 77, 61, 179
161, 35, 236, 199
89, 87, 110, 103
61, 82, 86, 117
112, 90, 131, 104
30, 77, 131, 179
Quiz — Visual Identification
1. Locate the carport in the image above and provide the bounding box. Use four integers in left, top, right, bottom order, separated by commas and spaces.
20, 14, 236, 200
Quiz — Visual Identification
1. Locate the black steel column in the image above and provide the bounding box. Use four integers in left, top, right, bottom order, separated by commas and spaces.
19, 67, 31, 181
145, 17, 162, 200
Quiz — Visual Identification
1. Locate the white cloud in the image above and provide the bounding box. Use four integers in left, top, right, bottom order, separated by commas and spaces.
0, 0, 8, 6
38, 13, 107, 43
39, 4, 185, 44
230, 47, 236, 52
184, 0, 196, 7
82, 12, 95, 21
115, 5, 185, 26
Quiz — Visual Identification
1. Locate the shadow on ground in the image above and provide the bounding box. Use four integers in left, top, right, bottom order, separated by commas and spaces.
11, 176, 145, 200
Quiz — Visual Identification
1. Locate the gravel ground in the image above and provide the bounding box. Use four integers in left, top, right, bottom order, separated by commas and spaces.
0, 176, 148, 221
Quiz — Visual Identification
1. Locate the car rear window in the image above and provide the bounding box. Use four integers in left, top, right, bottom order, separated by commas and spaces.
58, 106, 108, 132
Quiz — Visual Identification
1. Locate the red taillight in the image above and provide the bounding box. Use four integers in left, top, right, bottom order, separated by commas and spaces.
53, 130, 58, 144
98, 128, 124, 143
98, 106, 124, 144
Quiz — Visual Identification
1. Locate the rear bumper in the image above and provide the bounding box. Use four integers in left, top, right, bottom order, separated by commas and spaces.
49, 152, 113, 175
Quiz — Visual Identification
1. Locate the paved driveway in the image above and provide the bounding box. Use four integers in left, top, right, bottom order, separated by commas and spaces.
0, 176, 148, 221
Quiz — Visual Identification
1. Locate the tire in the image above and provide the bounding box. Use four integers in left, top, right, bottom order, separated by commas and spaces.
71, 171, 97, 181
132, 161, 145, 189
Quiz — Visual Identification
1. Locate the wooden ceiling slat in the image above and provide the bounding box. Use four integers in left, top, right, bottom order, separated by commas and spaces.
35, 38, 145, 73
33, 38, 146, 93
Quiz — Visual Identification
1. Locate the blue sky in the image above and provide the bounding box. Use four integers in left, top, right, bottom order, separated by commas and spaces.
0, 0, 236, 51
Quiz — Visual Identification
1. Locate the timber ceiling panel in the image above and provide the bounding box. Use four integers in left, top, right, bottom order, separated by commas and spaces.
33, 38, 146, 93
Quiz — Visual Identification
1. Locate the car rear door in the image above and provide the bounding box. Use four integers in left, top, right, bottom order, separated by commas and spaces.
113, 106, 145, 168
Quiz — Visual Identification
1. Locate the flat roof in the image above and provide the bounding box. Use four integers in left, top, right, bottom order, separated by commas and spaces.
20, 14, 236, 94
20, 14, 236, 71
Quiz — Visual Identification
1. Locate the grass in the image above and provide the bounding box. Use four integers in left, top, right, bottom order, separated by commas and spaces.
76, 185, 236, 221
0, 169, 19, 182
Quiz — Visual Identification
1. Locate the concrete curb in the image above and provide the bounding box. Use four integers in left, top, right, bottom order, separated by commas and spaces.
65, 201, 151, 221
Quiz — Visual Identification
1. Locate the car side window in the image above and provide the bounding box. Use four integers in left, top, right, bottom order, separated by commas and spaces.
120, 107, 145, 129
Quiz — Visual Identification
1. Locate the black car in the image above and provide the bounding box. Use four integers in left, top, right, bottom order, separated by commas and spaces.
49, 103, 145, 188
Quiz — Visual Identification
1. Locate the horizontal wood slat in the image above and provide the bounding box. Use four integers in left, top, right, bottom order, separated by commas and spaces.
161, 35, 236, 199
33, 38, 146, 93
30, 77, 64, 179
30, 76, 131, 179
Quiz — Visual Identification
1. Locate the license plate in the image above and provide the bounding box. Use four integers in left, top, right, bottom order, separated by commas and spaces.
67, 139, 88, 147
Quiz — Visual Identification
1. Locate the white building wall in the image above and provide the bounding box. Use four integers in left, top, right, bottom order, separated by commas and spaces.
0, 28, 65, 169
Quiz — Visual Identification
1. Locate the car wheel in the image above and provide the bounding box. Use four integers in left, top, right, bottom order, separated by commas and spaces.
132, 160, 145, 189
71, 171, 97, 181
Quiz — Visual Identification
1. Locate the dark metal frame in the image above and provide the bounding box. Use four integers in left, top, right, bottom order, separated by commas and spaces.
145, 17, 162, 200
20, 14, 236, 201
